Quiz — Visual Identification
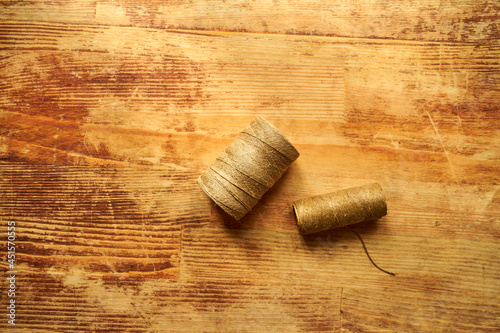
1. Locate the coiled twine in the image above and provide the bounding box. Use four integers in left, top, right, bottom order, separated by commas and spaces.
197, 116, 300, 220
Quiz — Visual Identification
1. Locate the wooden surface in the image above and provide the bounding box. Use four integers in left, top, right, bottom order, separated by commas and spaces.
0, 1, 499, 331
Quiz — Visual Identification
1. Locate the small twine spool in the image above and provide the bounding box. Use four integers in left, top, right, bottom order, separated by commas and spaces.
293, 183, 387, 235
198, 116, 300, 220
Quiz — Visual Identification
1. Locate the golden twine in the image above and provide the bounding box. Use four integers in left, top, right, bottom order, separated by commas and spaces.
198, 116, 300, 220
293, 183, 395, 275
293, 183, 387, 235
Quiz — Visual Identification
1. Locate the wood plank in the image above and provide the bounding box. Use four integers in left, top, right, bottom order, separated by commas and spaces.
1, 272, 340, 331
180, 224, 500, 294
341, 287, 500, 332
213, 143, 500, 241
1, 21, 498, 166
0, 0, 96, 25
0, 1, 498, 42
0, 162, 209, 280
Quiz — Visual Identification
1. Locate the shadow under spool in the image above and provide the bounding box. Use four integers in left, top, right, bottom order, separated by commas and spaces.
293, 183, 387, 235
197, 116, 300, 220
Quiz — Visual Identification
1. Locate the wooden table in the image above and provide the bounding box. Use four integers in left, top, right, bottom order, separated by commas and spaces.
1, 1, 499, 331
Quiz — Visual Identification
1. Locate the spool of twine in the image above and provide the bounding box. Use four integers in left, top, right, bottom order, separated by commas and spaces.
197, 116, 300, 220
293, 183, 387, 235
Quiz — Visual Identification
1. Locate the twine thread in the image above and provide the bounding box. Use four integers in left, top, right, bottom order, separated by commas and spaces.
198, 116, 300, 220
293, 183, 395, 276
293, 183, 387, 235
346, 226, 395, 276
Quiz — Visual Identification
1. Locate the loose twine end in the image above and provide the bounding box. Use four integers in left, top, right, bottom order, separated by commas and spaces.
346, 226, 395, 276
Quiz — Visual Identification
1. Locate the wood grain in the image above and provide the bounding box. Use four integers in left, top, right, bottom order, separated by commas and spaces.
6, 273, 340, 331
0, 162, 209, 278
1, 22, 498, 163
0, 0, 498, 42
341, 287, 500, 332
0, 5, 499, 333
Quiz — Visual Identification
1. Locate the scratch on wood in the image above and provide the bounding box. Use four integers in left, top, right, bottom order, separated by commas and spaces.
427, 111, 457, 181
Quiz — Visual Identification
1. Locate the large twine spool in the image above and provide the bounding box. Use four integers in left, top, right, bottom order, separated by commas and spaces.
197, 116, 300, 220
293, 183, 387, 235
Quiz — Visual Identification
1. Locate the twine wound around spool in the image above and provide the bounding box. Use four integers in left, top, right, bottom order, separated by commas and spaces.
293, 183, 387, 235
197, 116, 300, 220
293, 183, 395, 276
